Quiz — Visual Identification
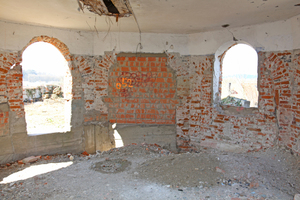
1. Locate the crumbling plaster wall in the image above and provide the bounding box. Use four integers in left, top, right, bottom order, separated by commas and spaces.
0, 21, 190, 164
171, 51, 300, 156
0, 36, 87, 164
0, 13, 300, 164
184, 14, 300, 155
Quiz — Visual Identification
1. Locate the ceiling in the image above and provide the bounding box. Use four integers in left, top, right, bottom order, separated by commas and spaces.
1, 0, 300, 34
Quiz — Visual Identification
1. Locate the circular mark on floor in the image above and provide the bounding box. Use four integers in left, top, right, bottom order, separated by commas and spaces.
92, 159, 131, 173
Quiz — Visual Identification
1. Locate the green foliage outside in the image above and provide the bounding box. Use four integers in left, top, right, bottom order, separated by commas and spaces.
221, 96, 242, 107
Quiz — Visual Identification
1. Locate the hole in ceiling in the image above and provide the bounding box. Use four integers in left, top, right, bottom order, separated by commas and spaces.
78, 0, 132, 17
295, 4, 300, 6
222, 24, 230, 28
103, 0, 119, 14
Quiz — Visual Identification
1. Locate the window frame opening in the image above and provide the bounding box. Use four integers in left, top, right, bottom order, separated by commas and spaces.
21, 40, 72, 136
213, 41, 259, 111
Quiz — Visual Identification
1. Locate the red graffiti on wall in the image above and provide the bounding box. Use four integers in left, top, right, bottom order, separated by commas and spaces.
116, 72, 157, 97
119, 88, 132, 98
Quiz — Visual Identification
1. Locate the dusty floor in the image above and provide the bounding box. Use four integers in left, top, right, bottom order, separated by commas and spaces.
0, 144, 299, 200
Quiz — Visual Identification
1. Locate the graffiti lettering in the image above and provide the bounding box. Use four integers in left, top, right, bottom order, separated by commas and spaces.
116, 83, 122, 89
117, 72, 156, 87
115, 78, 134, 89
116, 72, 157, 97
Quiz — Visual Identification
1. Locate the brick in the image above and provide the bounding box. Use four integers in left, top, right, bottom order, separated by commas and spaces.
121, 67, 130, 71
148, 57, 156, 61
161, 67, 168, 72
126, 109, 135, 114
125, 114, 135, 118
156, 78, 165, 82
170, 99, 179, 104
167, 78, 174, 83
150, 67, 158, 72
116, 119, 126, 123
128, 57, 136, 61
109, 119, 116, 123
117, 109, 125, 113
141, 67, 149, 72
214, 120, 224, 123
247, 128, 261, 132
131, 66, 139, 71
137, 57, 146, 61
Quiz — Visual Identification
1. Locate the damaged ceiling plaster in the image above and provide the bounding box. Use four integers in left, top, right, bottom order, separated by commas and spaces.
1, 0, 300, 33
77, 0, 132, 20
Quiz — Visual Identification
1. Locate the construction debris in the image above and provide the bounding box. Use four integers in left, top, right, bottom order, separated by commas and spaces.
0, 145, 299, 199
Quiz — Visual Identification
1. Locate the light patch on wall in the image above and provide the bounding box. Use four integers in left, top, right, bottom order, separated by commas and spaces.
112, 123, 124, 148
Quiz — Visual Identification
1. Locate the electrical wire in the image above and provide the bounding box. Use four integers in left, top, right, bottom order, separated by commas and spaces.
124, 0, 142, 52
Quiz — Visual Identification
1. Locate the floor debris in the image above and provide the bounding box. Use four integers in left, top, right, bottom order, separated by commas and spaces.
0, 144, 299, 199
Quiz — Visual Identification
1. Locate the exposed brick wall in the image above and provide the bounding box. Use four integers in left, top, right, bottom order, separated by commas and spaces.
0, 36, 76, 135
69, 55, 83, 101
0, 52, 21, 135
0, 52, 12, 103
1, 35, 299, 156
7, 65, 24, 118
291, 50, 300, 154
0, 110, 9, 136
106, 54, 180, 124
168, 50, 300, 155
0, 52, 10, 136
73, 55, 95, 110
263, 52, 293, 147
173, 54, 278, 152
75, 52, 115, 123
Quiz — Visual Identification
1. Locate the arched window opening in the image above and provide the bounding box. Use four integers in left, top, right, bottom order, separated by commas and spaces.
22, 42, 71, 135
220, 44, 258, 107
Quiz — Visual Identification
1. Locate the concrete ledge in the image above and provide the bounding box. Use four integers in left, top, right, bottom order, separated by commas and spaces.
115, 124, 177, 152
117, 52, 167, 57
0, 136, 14, 156
220, 105, 258, 116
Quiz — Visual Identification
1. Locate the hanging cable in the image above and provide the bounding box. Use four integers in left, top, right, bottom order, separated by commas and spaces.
124, 0, 142, 52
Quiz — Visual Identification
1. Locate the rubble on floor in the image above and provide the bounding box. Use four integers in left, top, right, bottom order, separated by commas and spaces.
0, 144, 299, 199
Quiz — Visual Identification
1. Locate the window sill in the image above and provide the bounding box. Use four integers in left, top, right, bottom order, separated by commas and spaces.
27, 127, 71, 136
220, 104, 258, 115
